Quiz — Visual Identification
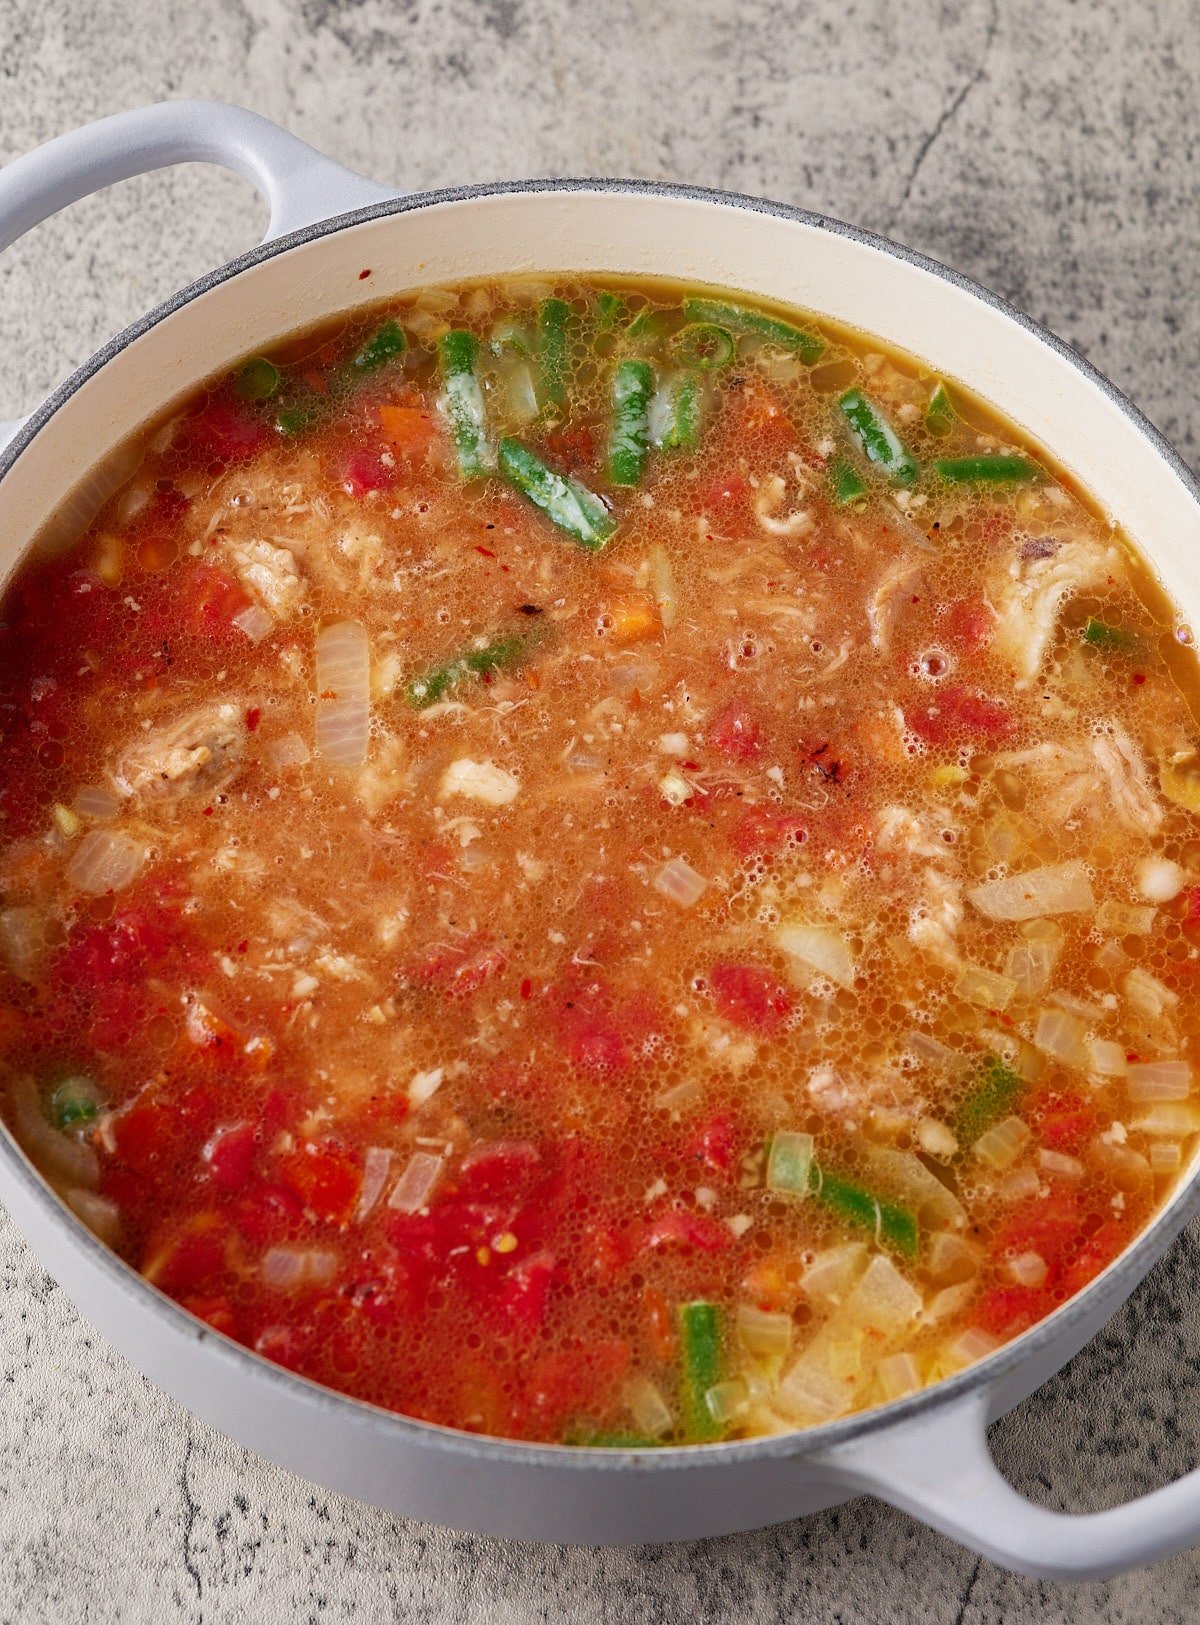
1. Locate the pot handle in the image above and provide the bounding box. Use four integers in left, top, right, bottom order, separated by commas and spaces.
811, 1383, 1200, 1580
0, 99, 398, 453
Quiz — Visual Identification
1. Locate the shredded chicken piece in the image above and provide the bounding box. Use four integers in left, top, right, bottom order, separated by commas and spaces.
992, 537, 1123, 680
908, 866, 965, 970
867, 559, 924, 652
1092, 723, 1164, 835
223, 536, 305, 618
114, 702, 246, 802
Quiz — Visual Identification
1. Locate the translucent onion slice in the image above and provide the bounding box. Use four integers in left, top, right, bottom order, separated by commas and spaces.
704, 1377, 750, 1425
65, 1188, 121, 1246
72, 784, 120, 821
1033, 1007, 1089, 1067
261, 1245, 338, 1290
766, 1130, 813, 1195
875, 1352, 922, 1401
736, 1304, 794, 1360
653, 856, 707, 908
315, 620, 371, 766
266, 731, 312, 770
775, 922, 855, 989
624, 1374, 674, 1438
1126, 1059, 1191, 1101
967, 860, 1094, 922
0, 906, 46, 982
972, 1114, 1031, 1169
232, 604, 274, 643
389, 1151, 443, 1214
356, 1146, 394, 1221
8, 1075, 100, 1187
1130, 1102, 1200, 1136
66, 830, 146, 896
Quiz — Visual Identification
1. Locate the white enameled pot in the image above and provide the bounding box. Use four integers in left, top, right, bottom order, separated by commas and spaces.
1, 102, 1200, 1581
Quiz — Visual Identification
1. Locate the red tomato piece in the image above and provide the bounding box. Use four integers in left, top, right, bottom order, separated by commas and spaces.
698, 473, 750, 512
185, 400, 271, 464
188, 566, 254, 641
729, 806, 808, 860
906, 683, 1014, 744
941, 595, 996, 654
279, 1139, 362, 1226
973, 1283, 1049, 1338
179, 1295, 239, 1338
1031, 1089, 1093, 1154
709, 702, 763, 761
496, 1251, 557, 1340
709, 962, 793, 1036
1060, 1220, 1129, 1298
685, 1113, 739, 1175
457, 1140, 542, 1199
203, 1122, 259, 1192
144, 1218, 229, 1296
253, 1323, 305, 1370
232, 1180, 305, 1247
113, 1099, 175, 1176
642, 1208, 733, 1253
342, 448, 398, 496
523, 1339, 630, 1436
995, 1188, 1081, 1266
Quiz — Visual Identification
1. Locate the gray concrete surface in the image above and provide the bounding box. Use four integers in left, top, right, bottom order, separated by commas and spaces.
2, 0, 1200, 1619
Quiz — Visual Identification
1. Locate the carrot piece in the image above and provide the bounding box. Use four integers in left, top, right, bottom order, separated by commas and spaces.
608, 594, 662, 645
379, 403, 437, 457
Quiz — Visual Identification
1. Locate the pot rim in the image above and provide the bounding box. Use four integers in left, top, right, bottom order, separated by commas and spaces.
3, 173, 1199, 1474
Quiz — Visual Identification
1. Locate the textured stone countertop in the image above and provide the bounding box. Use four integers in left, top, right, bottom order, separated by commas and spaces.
2, 1, 1200, 1619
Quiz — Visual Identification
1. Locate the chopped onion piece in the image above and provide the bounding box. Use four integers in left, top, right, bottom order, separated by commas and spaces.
64, 1188, 121, 1247
1006, 1250, 1048, 1287
262, 1245, 338, 1290
1089, 1038, 1127, 1077
439, 758, 520, 806
926, 1231, 979, 1285
776, 922, 855, 990
876, 1352, 922, 1402
1136, 855, 1185, 902
1033, 1007, 1089, 1067
266, 731, 312, 769
408, 1067, 444, 1106
865, 1146, 965, 1229
955, 961, 1017, 1011
916, 1119, 959, 1160
1127, 1059, 1191, 1102
315, 619, 371, 767
356, 1146, 394, 1221
1039, 1149, 1084, 1181
968, 860, 1094, 922
1090, 1136, 1151, 1191
389, 1150, 443, 1213
736, 1304, 794, 1360
649, 544, 678, 630
66, 829, 146, 896
973, 1114, 1031, 1169
1130, 1102, 1200, 1136
946, 1328, 1000, 1369
233, 604, 274, 642
72, 784, 120, 821
8, 1076, 99, 1187
624, 1374, 674, 1438
1149, 1142, 1183, 1175
766, 1130, 814, 1196
800, 1241, 867, 1304
924, 1282, 976, 1325
705, 1377, 750, 1425
905, 1031, 964, 1073
0, 906, 46, 982
1096, 900, 1156, 936
1048, 988, 1106, 1021
653, 856, 707, 908
1123, 966, 1178, 1019
999, 1165, 1041, 1202
1004, 938, 1058, 996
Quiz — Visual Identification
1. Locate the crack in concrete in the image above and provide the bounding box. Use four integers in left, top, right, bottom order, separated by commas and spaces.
888, 0, 1000, 232
180, 1426, 203, 1617
951, 1554, 984, 1625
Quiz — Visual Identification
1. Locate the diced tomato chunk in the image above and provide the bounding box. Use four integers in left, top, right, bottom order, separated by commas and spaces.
1030, 1089, 1093, 1154
185, 400, 271, 464
523, 1339, 630, 1436
232, 1181, 305, 1247
342, 448, 397, 496
187, 565, 254, 641
496, 1251, 556, 1339
279, 1139, 362, 1225
378, 403, 438, 457
995, 1188, 1080, 1266
113, 1099, 175, 1176
458, 1139, 542, 1198
709, 962, 792, 1036
906, 683, 1013, 744
698, 473, 750, 512
1060, 1220, 1129, 1298
973, 1284, 1048, 1338
730, 806, 808, 860
685, 1113, 739, 1175
941, 595, 996, 654
642, 1208, 733, 1253
709, 702, 763, 761
203, 1122, 259, 1192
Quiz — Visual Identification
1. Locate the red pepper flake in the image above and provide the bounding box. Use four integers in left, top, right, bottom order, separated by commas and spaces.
520, 978, 533, 1000
237, 939, 249, 954
245, 707, 261, 731
476, 545, 496, 559
358, 268, 372, 280
202, 806, 214, 817
1132, 672, 1146, 686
